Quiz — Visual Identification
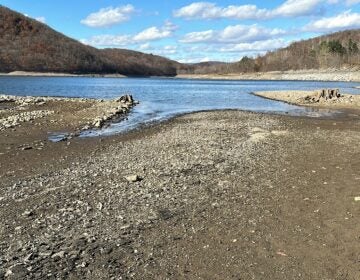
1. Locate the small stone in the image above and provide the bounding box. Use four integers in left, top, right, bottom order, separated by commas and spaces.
125, 175, 142, 183
21, 146, 33, 151
22, 210, 33, 217
354, 197, 360, 202
51, 251, 65, 260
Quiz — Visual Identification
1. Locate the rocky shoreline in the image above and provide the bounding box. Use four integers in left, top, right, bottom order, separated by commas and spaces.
1, 69, 360, 82
0, 94, 138, 134
1, 109, 360, 279
254, 89, 360, 110
177, 69, 360, 82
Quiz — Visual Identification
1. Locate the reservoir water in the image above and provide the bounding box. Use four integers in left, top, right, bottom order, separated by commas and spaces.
0, 76, 359, 137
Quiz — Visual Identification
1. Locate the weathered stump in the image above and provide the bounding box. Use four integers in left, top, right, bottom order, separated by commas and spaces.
305, 89, 341, 103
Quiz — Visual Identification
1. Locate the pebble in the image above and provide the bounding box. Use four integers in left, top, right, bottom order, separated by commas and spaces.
51, 251, 65, 260
22, 210, 33, 217
125, 175, 142, 183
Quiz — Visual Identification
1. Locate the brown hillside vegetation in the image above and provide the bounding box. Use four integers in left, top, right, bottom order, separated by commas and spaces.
0, 6, 180, 76
182, 30, 360, 75
1, 5, 359, 76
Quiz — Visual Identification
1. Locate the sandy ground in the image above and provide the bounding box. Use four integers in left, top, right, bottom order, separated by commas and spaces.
1, 98, 360, 279
177, 69, 360, 82
254, 90, 360, 110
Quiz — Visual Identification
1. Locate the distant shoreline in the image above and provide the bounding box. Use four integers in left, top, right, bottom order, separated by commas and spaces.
0, 71, 127, 78
177, 69, 360, 83
1, 69, 360, 83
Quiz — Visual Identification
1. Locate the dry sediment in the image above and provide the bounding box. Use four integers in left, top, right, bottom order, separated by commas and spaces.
254, 89, 360, 109
0, 109, 360, 279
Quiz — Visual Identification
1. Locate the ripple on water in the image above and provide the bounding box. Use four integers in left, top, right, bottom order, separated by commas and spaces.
0, 77, 355, 139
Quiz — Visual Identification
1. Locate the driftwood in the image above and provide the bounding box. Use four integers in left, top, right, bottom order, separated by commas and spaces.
305, 89, 341, 103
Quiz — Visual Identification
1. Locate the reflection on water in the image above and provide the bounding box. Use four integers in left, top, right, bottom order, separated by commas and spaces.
0, 76, 358, 138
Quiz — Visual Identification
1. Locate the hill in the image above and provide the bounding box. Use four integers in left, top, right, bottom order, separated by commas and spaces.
1, 5, 359, 77
0, 6, 181, 76
183, 30, 360, 74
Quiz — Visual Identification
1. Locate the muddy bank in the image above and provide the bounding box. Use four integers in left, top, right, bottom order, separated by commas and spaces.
177, 69, 360, 82
254, 90, 360, 110
1, 108, 360, 279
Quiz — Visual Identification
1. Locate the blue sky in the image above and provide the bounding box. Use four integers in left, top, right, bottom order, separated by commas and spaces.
1, 0, 360, 62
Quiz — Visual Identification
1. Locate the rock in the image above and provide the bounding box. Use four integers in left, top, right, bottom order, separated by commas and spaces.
22, 210, 33, 217
93, 119, 103, 128
5, 269, 13, 277
81, 124, 91, 130
21, 146, 33, 151
116, 95, 134, 104
0, 110, 54, 131
354, 197, 360, 201
7, 264, 28, 278
125, 175, 142, 183
51, 251, 66, 260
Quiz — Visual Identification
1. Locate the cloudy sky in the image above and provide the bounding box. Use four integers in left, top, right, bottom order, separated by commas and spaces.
2, 0, 360, 62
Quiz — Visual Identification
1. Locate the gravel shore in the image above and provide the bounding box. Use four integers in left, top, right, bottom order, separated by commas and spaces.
1, 69, 360, 82
1, 106, 360, 279
254, 90, 360, 110
177, 69, 360, 82
0, 94, 136, 135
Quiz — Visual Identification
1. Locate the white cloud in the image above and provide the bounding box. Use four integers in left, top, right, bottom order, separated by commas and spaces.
180, 24, 286, 44
35, 17, 46, 23
139, 43, 151, 51
178, 56, 212, 63
133, 27, 172, 41
328, 0, 360, 6
81, 22, 176, 47
133, 21, 177, 41
304, 10, 360, 32
219, 39, 289, 53
23, 13, 46, 23
346, 0, 360, 5
35, 16, 46, 23
174, 0, 325, 20
81, 5, 135, 28
272, 0, 323, 17
137, 44, 178, 56
81, 35, 132, 47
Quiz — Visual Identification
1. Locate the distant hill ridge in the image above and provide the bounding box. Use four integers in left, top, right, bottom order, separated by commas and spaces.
0, 5, 359, 76
0, 5, 183, 76
184, 30, 360, 75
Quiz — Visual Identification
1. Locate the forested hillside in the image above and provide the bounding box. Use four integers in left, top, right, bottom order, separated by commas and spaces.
0, 5, 359, 76
0, 6, 180, 76
182, 30, 360, 74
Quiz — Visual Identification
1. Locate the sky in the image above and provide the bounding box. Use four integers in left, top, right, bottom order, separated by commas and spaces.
1, 0, 360, 63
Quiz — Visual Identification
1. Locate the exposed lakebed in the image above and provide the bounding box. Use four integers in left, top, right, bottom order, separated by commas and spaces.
0, 76, 359, 137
